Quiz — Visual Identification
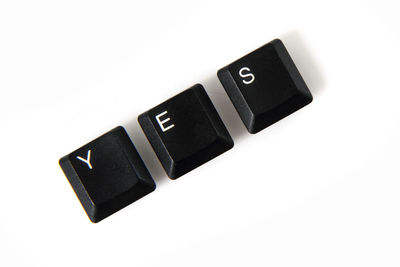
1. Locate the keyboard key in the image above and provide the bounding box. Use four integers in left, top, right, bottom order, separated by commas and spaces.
59, 126, 156, 223
217, 39, 313, 134
138, 84, 234, 179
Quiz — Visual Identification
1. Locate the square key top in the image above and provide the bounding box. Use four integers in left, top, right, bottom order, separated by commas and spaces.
218, 39, 313, 134
59, 126, 156, 223
138, 84, 234, 179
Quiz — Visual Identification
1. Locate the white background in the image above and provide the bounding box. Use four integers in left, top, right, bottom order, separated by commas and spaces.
1, 0, 399, 266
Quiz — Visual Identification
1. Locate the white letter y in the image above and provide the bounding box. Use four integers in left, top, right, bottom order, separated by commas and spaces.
77, 150, 92, 169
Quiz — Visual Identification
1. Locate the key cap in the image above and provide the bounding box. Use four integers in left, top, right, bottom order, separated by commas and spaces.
138, 84, 234, 179
59, 126, 156, 223
217, 39, 313, 134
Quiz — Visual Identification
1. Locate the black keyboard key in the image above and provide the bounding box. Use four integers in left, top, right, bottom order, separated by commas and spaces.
59, 126, 156, 223
217, 39, 313, 134
138, 84, 234, 179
